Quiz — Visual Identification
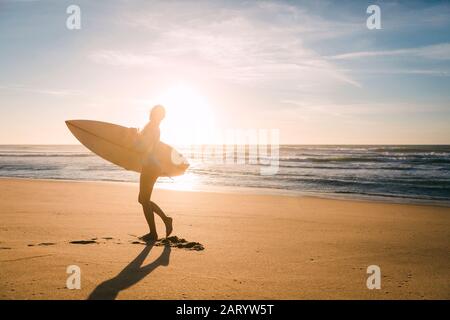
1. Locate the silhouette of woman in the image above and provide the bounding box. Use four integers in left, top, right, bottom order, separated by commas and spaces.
136, 105, 173, 241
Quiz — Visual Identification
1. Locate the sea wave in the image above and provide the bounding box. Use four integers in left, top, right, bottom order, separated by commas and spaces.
0, 145, 449, 204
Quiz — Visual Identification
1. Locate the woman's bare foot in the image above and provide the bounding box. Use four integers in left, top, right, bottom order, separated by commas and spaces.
140, 232, 158, 242
164, 217, 173, 238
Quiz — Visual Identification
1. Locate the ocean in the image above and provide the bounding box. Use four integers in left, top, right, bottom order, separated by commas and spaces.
0, 145, 449, 205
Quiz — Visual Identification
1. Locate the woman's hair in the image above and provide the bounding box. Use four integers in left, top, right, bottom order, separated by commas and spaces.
150, 104, 166, 122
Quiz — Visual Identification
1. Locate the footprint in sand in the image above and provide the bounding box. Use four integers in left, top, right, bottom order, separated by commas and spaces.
25, 237, 118, 248
25, 242, 56, 247
131, 235, 204, 251
70, 240, 98, 245
156, 236, 204, 251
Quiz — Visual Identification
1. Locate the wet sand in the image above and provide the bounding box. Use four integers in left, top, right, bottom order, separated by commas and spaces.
0, 178, 449, 299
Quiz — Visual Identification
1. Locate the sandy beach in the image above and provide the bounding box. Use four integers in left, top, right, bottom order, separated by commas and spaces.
0, 178, 449, 299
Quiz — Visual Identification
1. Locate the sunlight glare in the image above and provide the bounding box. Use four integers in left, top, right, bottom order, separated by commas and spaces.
156, 84, 216, 146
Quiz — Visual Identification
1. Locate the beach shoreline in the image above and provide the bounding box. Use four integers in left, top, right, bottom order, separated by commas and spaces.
1, 176, 449, 208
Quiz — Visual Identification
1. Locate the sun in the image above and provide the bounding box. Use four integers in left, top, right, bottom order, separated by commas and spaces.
156, 84, 216, 145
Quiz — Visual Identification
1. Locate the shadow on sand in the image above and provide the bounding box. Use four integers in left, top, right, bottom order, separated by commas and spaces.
88, 243, 171, 300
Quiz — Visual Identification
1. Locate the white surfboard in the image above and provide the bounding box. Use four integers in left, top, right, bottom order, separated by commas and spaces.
66, 120, 189, 177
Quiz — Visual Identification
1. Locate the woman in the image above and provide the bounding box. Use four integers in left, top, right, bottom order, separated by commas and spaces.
137, 105, 173, 241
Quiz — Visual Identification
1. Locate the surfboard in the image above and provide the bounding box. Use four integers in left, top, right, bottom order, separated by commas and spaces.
65, 120, 189, 177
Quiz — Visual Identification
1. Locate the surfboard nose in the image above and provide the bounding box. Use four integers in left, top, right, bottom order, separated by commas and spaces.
65, 120, 86, 128
65, 120, 77, 126
65, 120, 86, 133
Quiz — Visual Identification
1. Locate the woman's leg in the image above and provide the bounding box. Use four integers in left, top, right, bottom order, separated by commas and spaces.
139, 170, 158, 239
150, 201, 167, 219
151, 201, 173, 237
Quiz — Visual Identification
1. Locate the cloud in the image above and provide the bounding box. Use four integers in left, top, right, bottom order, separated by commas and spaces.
89, 1, 361, 88
0, 85, 83, 96
280, 99, 449, 120
89, 51, 162, 67
329, 43, 450, 60
347, 69, 450, 76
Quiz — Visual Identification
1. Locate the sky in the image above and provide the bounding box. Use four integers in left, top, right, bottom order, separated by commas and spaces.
0, 0, 449, 144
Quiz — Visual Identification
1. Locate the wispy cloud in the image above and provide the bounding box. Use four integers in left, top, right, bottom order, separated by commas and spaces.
280, 99, 450, 120
89, 1, 361, 88
0, 85, 83, 96
329, 43, 450, 60
347, 69, 450, 76
89, 51, 162, 67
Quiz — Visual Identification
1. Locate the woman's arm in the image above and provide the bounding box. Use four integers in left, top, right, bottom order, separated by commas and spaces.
136, 124, 160, 154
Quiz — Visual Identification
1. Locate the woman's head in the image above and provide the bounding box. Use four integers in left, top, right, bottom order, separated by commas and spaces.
149, 104, 166, 124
